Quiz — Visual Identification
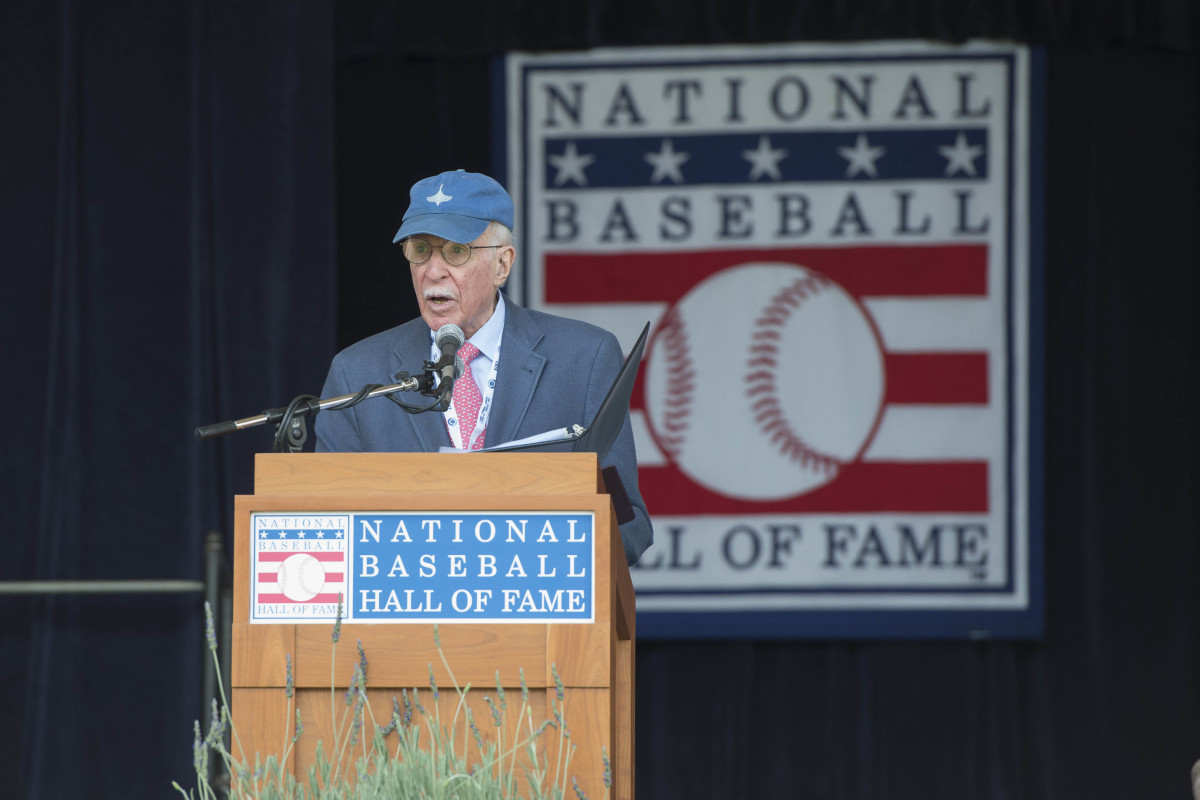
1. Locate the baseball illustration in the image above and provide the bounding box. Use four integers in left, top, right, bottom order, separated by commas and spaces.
275, 553, 326, 602
643, 262, 886, 500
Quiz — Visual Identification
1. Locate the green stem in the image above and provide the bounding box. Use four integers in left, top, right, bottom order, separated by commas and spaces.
330, 640, 338, 749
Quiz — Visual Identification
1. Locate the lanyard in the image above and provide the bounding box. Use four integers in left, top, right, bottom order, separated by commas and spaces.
443, 347, 500, 450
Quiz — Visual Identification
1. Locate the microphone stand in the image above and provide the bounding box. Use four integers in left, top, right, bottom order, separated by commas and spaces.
194, 362, 452, 453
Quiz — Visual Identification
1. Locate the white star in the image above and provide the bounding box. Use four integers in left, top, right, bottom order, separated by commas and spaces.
259, 530, 268, 539
939, 132, 985, 177
644, 139, 690, 184
426, 184, 452, 205
838, 133, 886, 178
742, 135, 788, 181
277, 530, 287, 538
336, 530, 345, 539
547, 141, 596, 187
297, 530, 307, 539
316, 530, 326, 539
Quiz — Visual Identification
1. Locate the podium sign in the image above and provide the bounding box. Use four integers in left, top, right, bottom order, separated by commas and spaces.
250, 510, 596, 623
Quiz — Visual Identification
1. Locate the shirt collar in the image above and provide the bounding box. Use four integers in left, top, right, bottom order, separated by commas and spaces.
468, 291, 505, 362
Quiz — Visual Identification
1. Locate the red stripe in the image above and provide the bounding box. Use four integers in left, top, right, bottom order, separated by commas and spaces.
545, 244, 987, 304
884, 353, 989, 404
638, 461, 988, 514
257, 551, 345, 562
255, 593, 345, 604
258, 573, 345, 584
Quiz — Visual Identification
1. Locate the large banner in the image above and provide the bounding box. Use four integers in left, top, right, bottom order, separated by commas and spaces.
500, 42, 1043, 638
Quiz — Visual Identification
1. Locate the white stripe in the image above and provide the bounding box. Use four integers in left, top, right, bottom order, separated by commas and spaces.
862, 297, 1000, 352
863, 406, 999, 460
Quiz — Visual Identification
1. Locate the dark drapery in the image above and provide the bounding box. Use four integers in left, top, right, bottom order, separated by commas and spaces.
2, 0, 1197, 797
1, 1, 334, 795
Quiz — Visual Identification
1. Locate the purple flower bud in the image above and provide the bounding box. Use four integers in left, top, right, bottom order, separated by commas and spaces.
204, 602, 217, 652
484, 694, 502, 727
332, 593, 343, 643
551, 663, 564, 701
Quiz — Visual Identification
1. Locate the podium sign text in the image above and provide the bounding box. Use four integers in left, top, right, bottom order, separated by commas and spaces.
250, 510, 596, 624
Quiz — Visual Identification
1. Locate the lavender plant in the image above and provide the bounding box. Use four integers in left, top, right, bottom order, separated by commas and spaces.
173, 602, 607, 800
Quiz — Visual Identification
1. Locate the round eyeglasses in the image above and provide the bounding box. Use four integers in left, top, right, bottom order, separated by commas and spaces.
401, 237, 503, 267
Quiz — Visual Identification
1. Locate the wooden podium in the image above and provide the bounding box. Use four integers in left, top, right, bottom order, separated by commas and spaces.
232, 452, 635, 798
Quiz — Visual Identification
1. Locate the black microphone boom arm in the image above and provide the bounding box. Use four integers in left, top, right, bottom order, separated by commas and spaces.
193, 372, 443, 442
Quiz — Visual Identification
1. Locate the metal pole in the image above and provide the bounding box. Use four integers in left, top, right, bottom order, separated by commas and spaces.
202, 532, 222, 725
0, 580, 205, 594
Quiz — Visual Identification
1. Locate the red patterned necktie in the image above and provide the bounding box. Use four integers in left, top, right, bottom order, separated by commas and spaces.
451, 342, 486, 450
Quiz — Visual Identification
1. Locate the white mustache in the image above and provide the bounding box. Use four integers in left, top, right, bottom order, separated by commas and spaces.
423, 288, 457, 301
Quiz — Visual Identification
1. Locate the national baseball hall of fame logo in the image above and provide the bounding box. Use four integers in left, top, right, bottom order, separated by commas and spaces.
251, 515, 349, 622
501, 42, 1044, 638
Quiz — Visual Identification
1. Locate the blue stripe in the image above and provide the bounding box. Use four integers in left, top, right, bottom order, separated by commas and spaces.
542, 128, 989, 188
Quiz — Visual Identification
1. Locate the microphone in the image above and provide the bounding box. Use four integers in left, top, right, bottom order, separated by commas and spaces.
434, 323, 465, 387
448, 355, 465, 383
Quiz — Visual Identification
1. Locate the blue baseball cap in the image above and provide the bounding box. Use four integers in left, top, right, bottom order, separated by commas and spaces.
392, 169, 514, 244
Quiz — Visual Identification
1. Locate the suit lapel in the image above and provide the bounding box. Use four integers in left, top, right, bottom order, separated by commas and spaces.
488, 301, 546, 445
391, 324, 451, 452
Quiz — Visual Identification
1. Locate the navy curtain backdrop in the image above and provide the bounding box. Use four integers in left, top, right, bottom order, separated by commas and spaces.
1, 2, 335, 796
2, 1, 1197, 798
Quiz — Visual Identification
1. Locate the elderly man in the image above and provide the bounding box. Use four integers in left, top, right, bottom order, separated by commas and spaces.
315, 169, 652, 565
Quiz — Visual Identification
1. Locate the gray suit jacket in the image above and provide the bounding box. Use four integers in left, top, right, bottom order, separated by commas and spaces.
314, 299, 652, 564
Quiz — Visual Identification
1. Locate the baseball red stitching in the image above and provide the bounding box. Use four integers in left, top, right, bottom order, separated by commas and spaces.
655, 305, 695, 456
747, 274, 843, 475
